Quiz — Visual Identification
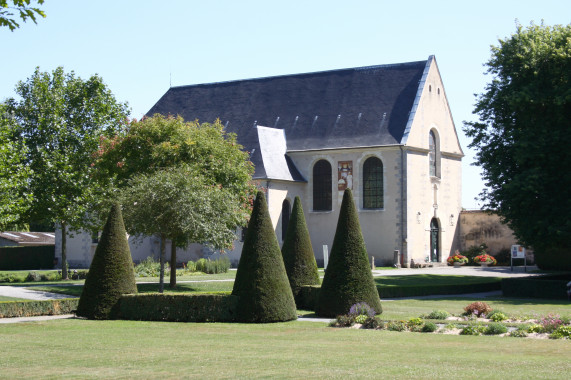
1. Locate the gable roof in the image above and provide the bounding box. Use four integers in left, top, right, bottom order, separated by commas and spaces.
0, 232, 55, 246
147, 57, 431, 179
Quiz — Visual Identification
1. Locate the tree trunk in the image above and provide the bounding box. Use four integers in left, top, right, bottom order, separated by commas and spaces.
159, 234, 165, 293
61, 221, 68, 280
169, 240, 177, 288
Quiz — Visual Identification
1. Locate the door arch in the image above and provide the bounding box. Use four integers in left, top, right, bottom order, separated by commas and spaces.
430, 218, 440, 262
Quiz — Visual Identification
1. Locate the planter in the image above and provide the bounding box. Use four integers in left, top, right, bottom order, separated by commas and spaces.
477, 262, 490, 267
453, 262, 465, 268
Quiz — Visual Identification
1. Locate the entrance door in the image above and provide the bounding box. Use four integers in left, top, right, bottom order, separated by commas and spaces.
430, 218, 439, 262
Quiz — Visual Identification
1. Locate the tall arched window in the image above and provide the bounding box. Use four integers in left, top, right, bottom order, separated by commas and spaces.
281, 199, 291, 240
363, 157, 384, 209
429, 130, 440, 178
313, 160, 332, 211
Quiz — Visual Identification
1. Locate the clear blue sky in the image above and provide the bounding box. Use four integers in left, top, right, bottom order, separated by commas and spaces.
1, 0, 569, 208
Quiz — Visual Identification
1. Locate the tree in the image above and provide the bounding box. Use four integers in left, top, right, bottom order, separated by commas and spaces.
281, 196, 320, 298
76, 203, 137, 320
6, 67, 129, 278
0, 105, 31, 229
316, 189, 382, 317
464, 22, 571, 269
0, 0, 45, 31
231, 191, 297, 322
120, 165, 248, 292
94, 114, 255, 288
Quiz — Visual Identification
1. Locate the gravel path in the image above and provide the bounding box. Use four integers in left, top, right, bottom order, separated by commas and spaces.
0, 286, 74, 301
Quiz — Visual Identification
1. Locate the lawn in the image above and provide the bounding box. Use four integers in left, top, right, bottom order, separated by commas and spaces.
1, 318, 569, 379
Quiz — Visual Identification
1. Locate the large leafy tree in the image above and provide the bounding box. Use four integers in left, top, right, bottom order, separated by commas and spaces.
0, 104, 31, 229
0, 0, 45, 31
6, 67, 129, 278
95, 114, 255, 289
464, 22, 571, 269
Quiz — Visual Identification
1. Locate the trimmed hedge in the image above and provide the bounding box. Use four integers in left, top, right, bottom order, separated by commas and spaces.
0, 298, 78, 318
316, 189, 382, 317
281, 196, 320, 297
0, 245, 54, 270
116, 293, 239, 322
502, 275, 570, 300
232, 191, 297, 323
76, 203, 137, 320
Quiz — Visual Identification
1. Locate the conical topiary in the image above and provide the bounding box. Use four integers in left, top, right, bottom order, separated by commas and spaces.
281, 196, 320, 296
315, 189, 382, 317
76, 203, 137, 319
232, 191, 297, 322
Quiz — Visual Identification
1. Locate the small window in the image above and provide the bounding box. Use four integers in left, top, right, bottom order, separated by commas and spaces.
363, 157, 384, 209
281, 199, 291, 240
429, 130, 440, 178
313, 160, 332, 211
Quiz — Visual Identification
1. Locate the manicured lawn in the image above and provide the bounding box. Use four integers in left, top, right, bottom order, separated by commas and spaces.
0, 296, 27, 302
1, 318, 569, 379
375, 274, 500, 287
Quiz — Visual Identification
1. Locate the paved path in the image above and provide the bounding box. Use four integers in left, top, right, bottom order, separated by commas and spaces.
0, 286, 74, 301
373, 265, 539, 278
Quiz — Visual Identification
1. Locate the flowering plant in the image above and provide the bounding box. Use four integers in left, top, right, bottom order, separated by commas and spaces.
447, 250, 468, 265
473, 254, 497, 265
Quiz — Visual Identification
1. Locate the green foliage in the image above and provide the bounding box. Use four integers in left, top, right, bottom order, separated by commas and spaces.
316, 189, 382, 317
421, 322, 438, 333
549, 325, 571, 340
0, 298, 78, 318
330, 314, 354, 327
461, 244, 487, 265
488, 310, 508, 322
134, 256, 165, 277
0, 245, 54, 270
194, 257, 230, 274
281, 196, 320, 295
361, 317, 382, 329
423, 310, 450, 320
463, 22, 571, 269
527, 324, 545, 334
0, 104, 31, 229
231, 191, 297, 323
509, 329, 528, 338
484, 323, 508, 335
387, 321, 407, 332
407, 317, 424, 327
117, 294, 239, 322
502, 276, 570, 300
76, 203, 137, 320
460, 324, 486, 336
0, 0, 45, 31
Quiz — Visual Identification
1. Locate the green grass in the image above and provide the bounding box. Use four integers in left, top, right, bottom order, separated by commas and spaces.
0, 296, 27, 302
375, 274, 500, 287
1, 319, 569, 379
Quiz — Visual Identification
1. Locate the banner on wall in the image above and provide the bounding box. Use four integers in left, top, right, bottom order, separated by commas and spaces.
338, 161, 353, 191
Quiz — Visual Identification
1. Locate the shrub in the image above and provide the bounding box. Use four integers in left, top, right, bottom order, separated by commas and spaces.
0, 298, 78, 318
355, 314, 368, 324
0, 245, 55, 270
330, 314, 354, 327
231, 191, 297, 323
407, 317, 424, 328
487, 310, 508, 322
134, 256, 161, 277
549, 325, 571, 339
362, 317, 383, 329
424, 310, 450, 320
25, 271, 41, 282
527, 324, 545, 333
195, 258, 208, 273
462, 244, 487, 264
0, 273, 26, 283
387, 321, 407, 332
463, 301, 492, 317
484, 323, 508, 335
348, 302, 376, 318
76, 203, 138, 320
460, 324, 485, 335
422, 322, 438, 333
195, 257, 231, 274
509, 330, 528, 338
495, 248, 512, 266
541, 314, 563, 333
117, 294, 238, 322
316, 189, 382, 317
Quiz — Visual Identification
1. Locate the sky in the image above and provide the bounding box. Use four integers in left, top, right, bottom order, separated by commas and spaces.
1, 0, 569, 209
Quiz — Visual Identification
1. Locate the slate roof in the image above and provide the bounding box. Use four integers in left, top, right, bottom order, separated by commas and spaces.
0, 232, 55, 246
147, 57, 430, 179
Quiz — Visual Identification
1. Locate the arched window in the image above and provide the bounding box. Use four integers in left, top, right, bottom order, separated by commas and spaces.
281, 199, 291, 240
313, 160, 332, 211
429, 130, 440, 178
363, 157, 384, 209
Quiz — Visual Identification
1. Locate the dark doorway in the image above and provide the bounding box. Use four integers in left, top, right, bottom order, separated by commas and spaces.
281, 199, 291, 241
430, 218, 440, 262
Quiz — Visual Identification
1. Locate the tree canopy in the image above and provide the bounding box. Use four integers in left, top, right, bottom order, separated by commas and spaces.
0, 0, 45, 31
0, 104, 31, 229
463, 22, 571, 269
5, 67, 129, 277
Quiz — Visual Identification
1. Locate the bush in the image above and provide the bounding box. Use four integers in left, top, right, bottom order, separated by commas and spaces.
422, 322, 438, 333
316, 189, 382, 317
134, 257, 162, 277
509, 330, 528, 338
0, 245, 55, 270
460, 324, 485, 335
25, 271, 41, 282
495, 248, 512, 266
541, 314, 564, 333
463, 301, 492, 317
387, 321, 407, 332
484, 323, 508, 335
462, 244, 487, 265
527, 324, 545, 333
355, 314, 368, 324
424, 310, 450, 320
348, 302, 376, 318
0, 298, 78, 318
76, 203, 138, 320
407, 317, 424, 328
231, 192, 297, 323
502, 275, 570, 300
117, 293, 238, 322
549, 325, 571, 339
330, 314, 355, 327
362, 317, 382, 329
195, 257, 231, 274
487, 310, 508, 322
281, 196, 320, 296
